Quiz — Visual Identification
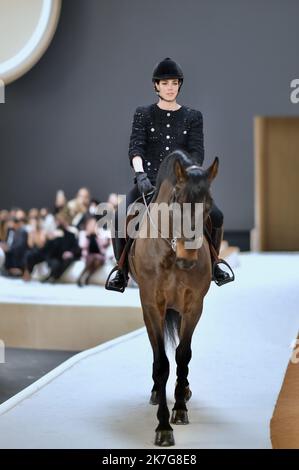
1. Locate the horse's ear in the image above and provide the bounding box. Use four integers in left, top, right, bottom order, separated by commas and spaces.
174, 160, 187, 184
206, 156, 219, 183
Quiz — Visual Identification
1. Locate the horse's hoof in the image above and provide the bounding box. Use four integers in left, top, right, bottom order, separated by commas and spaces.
155, 430, 175, 447
149, 390, 159, 405
184, 386, 192, 402
171, 409, 189, 425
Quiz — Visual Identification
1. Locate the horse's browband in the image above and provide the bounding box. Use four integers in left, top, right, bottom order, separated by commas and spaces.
186, 164, 202, 172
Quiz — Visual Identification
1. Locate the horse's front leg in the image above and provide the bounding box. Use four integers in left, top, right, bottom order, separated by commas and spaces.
171, 311, 201, 425
142, 305, 175, 447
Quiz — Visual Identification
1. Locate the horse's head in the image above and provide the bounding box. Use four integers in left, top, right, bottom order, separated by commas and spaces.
154, 150, 218, 270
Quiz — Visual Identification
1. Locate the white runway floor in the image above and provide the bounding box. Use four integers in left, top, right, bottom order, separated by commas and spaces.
0, 273, 141, 308
0, 252, 298, 448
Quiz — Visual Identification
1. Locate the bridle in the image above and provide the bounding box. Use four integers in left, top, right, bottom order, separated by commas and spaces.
141, 164, 202, 252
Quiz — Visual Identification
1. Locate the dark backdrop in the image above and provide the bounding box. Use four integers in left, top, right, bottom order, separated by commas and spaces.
1, 0, 298, 230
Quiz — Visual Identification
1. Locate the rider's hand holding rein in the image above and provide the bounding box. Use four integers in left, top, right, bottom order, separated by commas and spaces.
135, 171, 155, 195
132, 155, 155, 195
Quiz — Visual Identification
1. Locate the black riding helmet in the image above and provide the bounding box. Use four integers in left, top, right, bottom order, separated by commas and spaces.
152, 57, 184, 94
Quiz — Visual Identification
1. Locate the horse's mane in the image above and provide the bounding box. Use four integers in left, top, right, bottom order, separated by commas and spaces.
152, 149, 210, 203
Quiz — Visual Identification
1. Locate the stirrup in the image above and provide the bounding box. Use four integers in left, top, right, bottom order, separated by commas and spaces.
212, 258, 235, 287
105, 265, 127, 293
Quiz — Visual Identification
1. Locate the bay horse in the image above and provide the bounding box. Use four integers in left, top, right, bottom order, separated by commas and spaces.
127, 149, 219, 447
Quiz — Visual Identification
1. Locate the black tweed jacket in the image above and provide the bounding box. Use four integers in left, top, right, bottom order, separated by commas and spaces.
128, 103, 204, 182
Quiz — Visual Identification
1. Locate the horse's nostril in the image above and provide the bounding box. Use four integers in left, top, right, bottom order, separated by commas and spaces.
176, 258, 196, 270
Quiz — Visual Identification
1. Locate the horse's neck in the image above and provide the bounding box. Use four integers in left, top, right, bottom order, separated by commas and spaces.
154, 179, 173, 204
138, 179, 174, 239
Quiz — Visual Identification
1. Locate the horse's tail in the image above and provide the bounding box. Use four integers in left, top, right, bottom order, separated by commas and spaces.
164, 308, 181, 349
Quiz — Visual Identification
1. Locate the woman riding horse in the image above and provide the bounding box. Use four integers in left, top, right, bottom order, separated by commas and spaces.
106, 57, 234, 292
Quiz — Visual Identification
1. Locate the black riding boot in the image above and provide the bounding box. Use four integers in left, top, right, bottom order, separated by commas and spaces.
211, 226, 233, 286
105, 231, 129, 293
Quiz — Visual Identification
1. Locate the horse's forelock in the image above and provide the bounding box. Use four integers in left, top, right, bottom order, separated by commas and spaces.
184, 170, 210, 203
155, 150, 192, 189
154, 150, 210, 203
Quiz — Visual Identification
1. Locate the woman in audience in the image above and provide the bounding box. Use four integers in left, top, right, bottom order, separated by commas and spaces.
54, 190, 67, 214
39, 207, 57, 235
67, 187, 91, 230
77, 215, 109, 287
23, 215, 47, 281
0, 210, 9, 242
41, 209, 81, 283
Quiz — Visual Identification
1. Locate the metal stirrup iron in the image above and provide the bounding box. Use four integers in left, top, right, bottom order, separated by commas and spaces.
204, 226, 235, 287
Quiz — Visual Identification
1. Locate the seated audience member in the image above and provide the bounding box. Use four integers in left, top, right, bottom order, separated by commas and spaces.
54, 190, 67, 214
77, 215, 110, 287
39, 207, 56, 235
67, 187, 91, 230
107, 193, 119, 211
0, 210, 9, 242
41, 209, 81, 283
23, 215, 47, 281
89, 198, 101, 216
2, 211, 28, 277
27, 208, 39, 220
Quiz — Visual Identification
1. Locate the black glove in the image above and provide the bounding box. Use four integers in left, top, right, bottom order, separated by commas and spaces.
134, 172, 155, 195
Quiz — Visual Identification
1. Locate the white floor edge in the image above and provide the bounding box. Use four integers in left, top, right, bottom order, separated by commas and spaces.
0, 252, 298, 449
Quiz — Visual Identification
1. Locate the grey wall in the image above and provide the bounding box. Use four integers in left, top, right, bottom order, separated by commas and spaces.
1, 0, 299, 230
